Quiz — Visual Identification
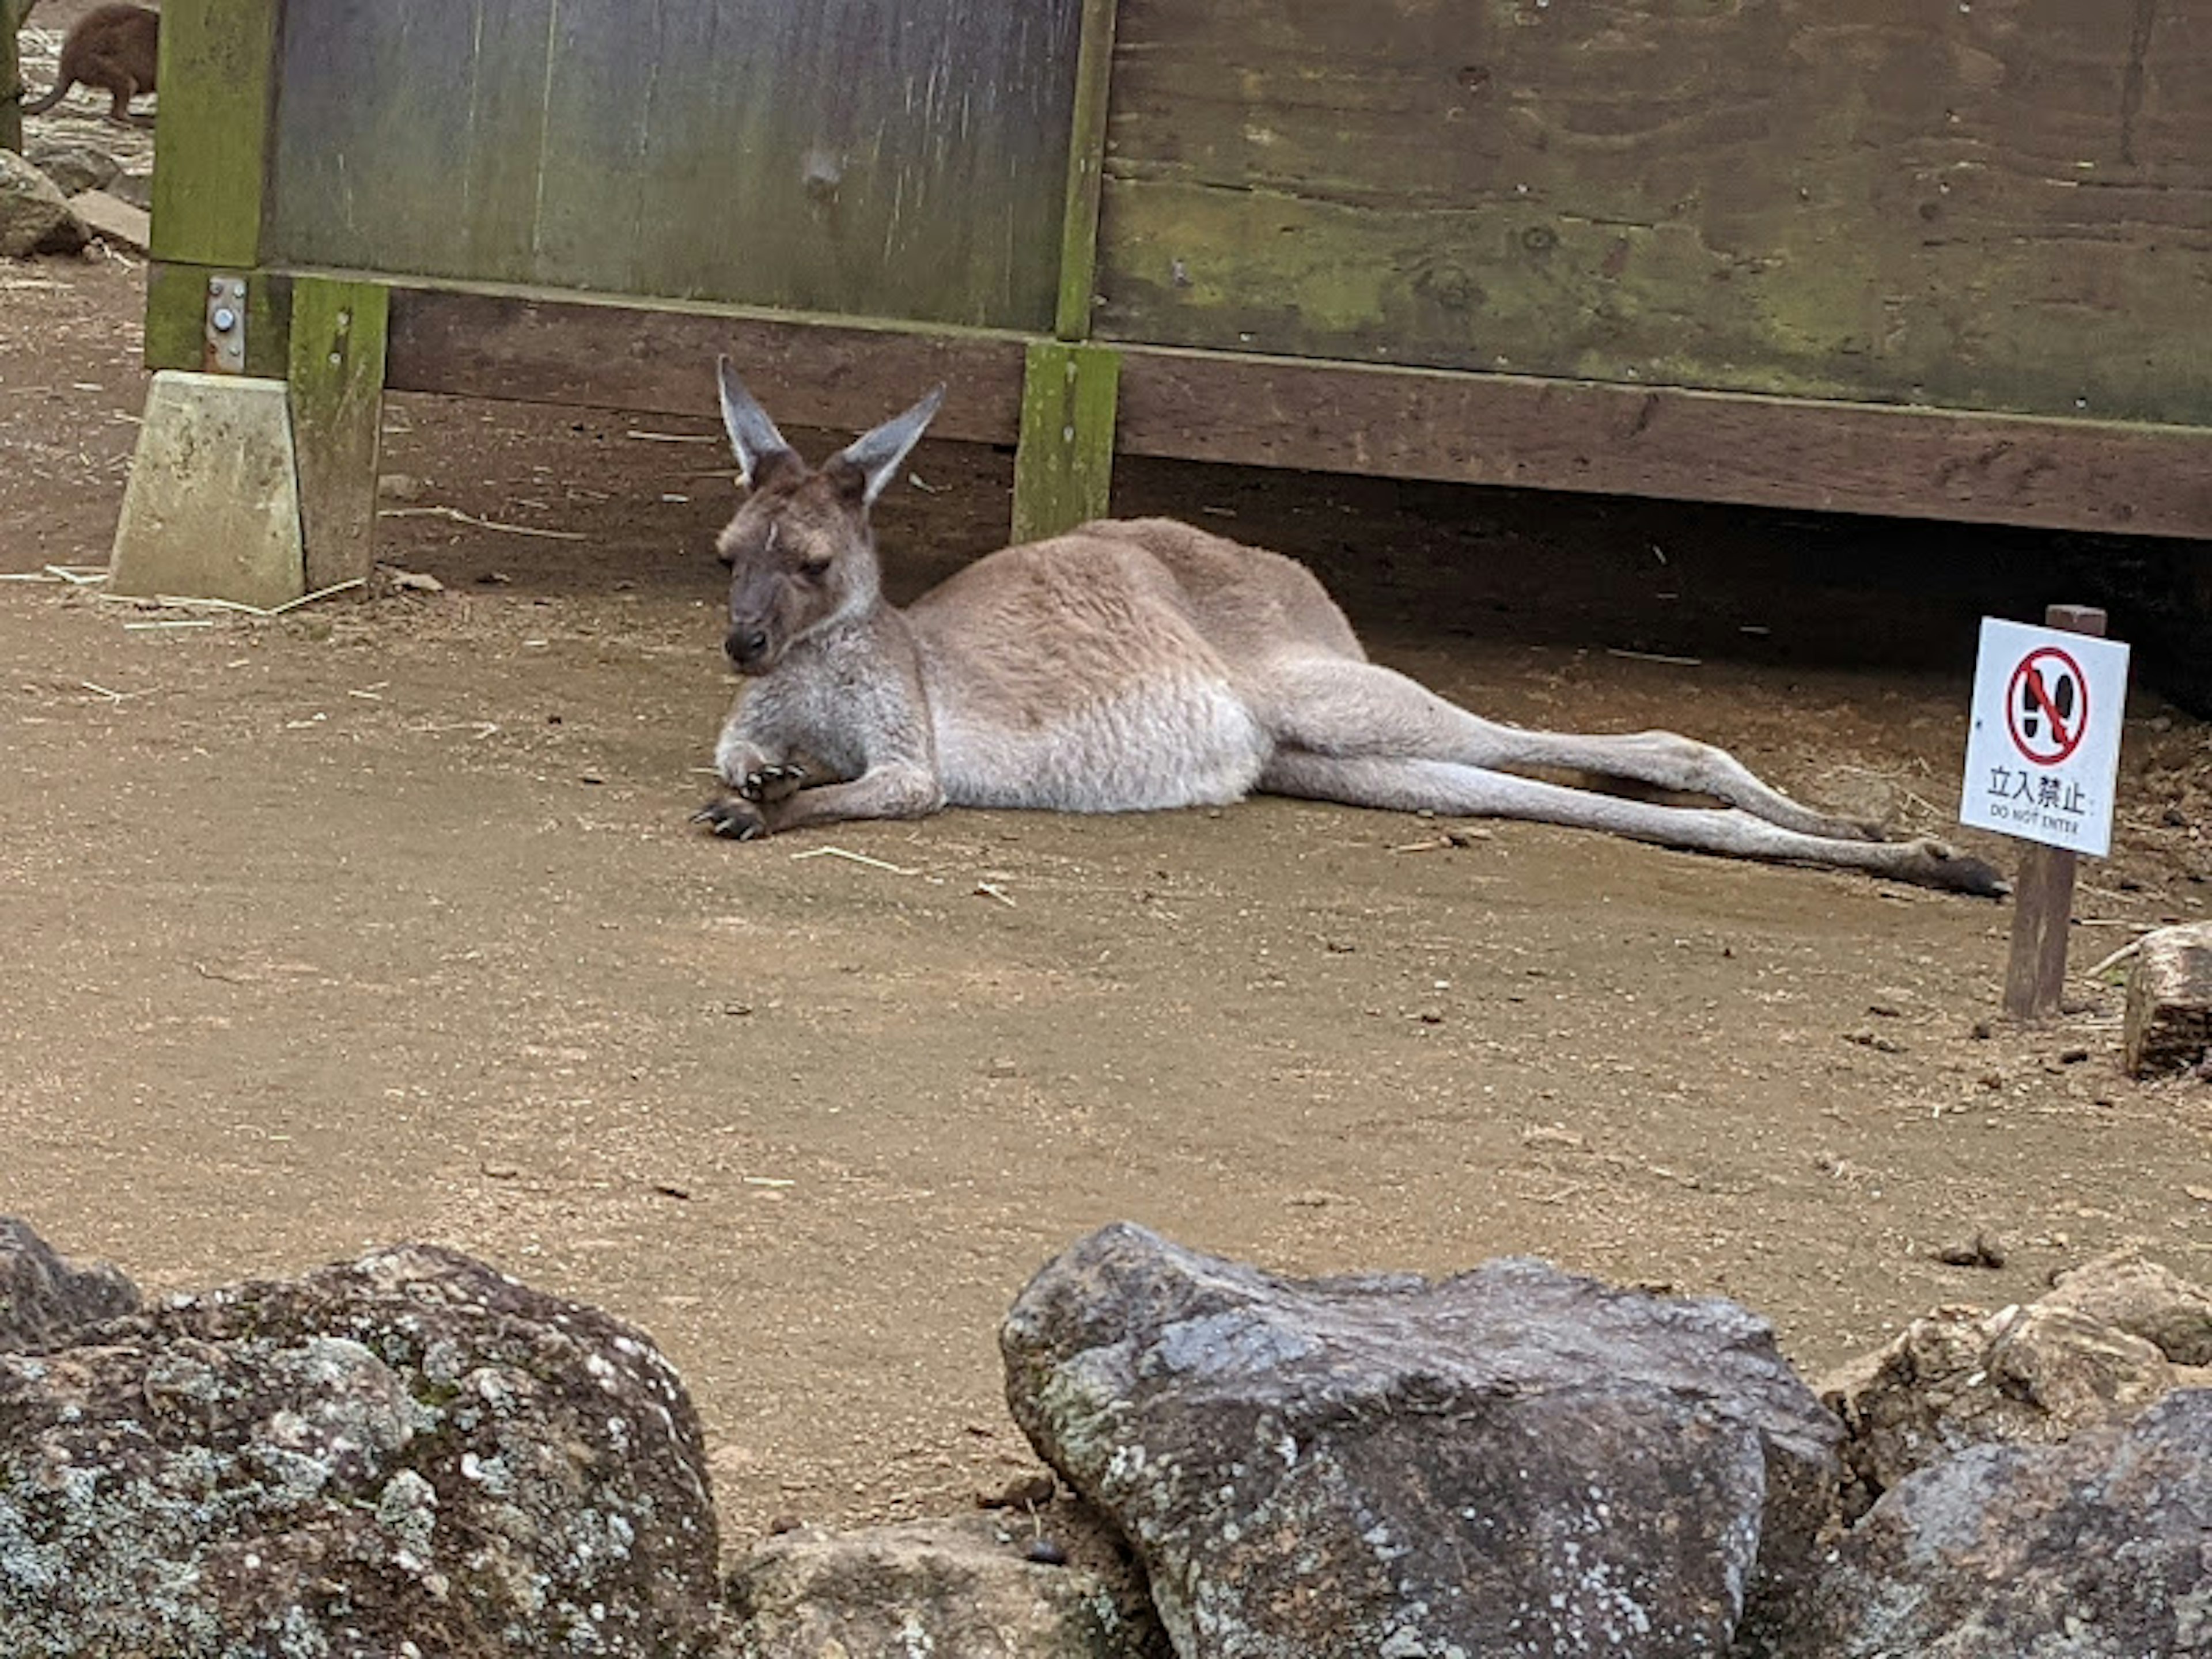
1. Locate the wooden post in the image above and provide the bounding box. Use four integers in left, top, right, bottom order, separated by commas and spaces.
1013, 340, 1120, 546
2, 0, 23, 155
1012, 0, 1123, 543
288, 278, 389, 591
2002, 603, 2108, 1021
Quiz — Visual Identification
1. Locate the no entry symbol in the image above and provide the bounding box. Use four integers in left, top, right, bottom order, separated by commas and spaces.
2007, 646, 2088, 766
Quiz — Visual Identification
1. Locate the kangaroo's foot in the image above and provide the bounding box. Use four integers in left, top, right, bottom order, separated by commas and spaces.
737, 763, 807, 805
692, 797, 768, 840
1893, 838, 2010, 899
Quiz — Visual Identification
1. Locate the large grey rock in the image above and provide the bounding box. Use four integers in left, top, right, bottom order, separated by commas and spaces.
22, 137, 121, 198
2125, 920, 2212, 1077
0, 148, 88, 258
0, 1218, 140, 1354
0, 1244, 721, 1658
1788, 1388, 2212, 1658
111, 371, 307, 609
1001, 1225, 1840, 1659
728, 1508, 1171, 1659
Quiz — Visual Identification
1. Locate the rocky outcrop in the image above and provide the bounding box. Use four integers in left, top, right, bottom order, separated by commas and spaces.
0, 1217, 139, 1353
1821, 1248, 2212, 1519
1002, 1224, 1839, 1658
0, 1240, 722, 1658
0, 149, 88, 257
1787, 1388, 2212, 1658
21, 136, 119, 198
728, 1506, 1171, 1659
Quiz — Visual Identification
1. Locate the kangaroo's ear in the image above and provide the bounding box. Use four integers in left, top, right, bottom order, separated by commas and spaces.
830, 385, 945, 506
717, 358, 797, 488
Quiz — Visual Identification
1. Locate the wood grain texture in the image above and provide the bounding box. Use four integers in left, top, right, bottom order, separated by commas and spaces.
2, 10, 21, 154
288, 278, 388, 591
1013, 340, 1120, 543
2003, 604, 2105, 1022
382, 282, 1029, 444
149, 0, 280, 267
1054, 0, 1121, 341
1112, 346, 2212, 540
264, 0, 1084, 330
1097, 0, 2212, 427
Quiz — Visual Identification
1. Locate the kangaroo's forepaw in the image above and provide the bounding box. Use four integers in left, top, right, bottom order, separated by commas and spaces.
737, 764, 807, 805
692, 797, 768, 840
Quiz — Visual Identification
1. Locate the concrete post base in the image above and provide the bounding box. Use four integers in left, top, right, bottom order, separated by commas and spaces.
110, 372, 306, 611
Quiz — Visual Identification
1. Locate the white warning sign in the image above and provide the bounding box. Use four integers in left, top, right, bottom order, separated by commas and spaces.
1959, 618, 2130, 858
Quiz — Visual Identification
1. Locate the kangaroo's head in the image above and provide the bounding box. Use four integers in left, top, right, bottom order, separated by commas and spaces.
712, 359, 943, 676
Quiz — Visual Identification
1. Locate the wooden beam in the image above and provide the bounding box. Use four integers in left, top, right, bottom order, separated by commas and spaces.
369, 275, 2212, 540
149, 0, 279, 267
1113, 346, 2212, 541
1013, 341, 1120, 543
1054, 0, 1120, 342
382, 282, 1031, 444
288, 278, 389, 592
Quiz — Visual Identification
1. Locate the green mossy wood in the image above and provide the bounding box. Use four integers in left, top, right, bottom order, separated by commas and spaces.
1097, 0, 2212, 428
1013, 340, 1120, 546
149, 0, 279, 269
2, 4, 21, 155
288, 278, 389, 592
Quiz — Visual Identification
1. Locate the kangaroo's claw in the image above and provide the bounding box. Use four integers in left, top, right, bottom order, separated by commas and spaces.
692, 798, 768, 840
738, 764, 808, 805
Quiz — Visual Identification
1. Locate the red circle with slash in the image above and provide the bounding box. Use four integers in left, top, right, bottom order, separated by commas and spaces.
2006, 646, 2088, 766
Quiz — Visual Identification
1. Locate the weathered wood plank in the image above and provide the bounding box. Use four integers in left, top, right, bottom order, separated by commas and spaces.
374, 279, 2212, 539
382, 283, 1030, 444
288, 278, 388, 592
1013, 340, 1120, 543
2003, 605, 2106, 1022
267, 0, 1085, 331
2, 7, 22, 154
1111, 346, 2212, 540
149, 0, 281, 267
1097, 0, 2212, 427
1054, 0, 1121, 342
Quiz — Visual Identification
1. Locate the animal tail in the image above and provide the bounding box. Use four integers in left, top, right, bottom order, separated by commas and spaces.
21, 78, 71, 115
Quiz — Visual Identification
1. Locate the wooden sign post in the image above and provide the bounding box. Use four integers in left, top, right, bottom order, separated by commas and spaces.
1960, 603, 2131, 1021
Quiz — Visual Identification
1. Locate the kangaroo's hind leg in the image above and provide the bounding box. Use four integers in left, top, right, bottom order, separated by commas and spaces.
1256, 655, 1877, 842
1259, 752, 2006, 896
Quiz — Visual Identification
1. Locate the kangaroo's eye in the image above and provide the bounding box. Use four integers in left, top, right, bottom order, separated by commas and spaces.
799, 558, 832, 580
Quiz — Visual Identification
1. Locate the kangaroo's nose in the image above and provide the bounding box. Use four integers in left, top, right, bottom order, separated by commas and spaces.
726, 627, 770, 665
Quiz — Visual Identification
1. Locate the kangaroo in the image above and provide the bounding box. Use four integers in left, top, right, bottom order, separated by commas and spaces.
22, 4, 158, 128
695, 361, 2006, 897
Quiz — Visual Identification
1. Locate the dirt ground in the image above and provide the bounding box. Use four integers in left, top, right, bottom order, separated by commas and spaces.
3, 217, 2210, 1550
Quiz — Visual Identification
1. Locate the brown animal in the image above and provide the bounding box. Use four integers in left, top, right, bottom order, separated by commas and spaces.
23, 4, 158, 128
694, 361, 2008, 897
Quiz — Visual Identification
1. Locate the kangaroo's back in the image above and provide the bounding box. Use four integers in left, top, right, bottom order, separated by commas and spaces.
25, 4, 159, 118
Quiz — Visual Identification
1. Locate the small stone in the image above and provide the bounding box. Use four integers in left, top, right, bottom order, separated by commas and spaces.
389, 569, 444, 594
581, 770, 605, 786
1022, 1537, 1068, 1566
376, 472, 427, 502
976, 1471, 1056, 1511
986, 1058, 1018, 1079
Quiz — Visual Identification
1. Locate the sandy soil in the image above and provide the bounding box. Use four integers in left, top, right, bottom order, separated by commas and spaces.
2, 225, 2209, 1550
